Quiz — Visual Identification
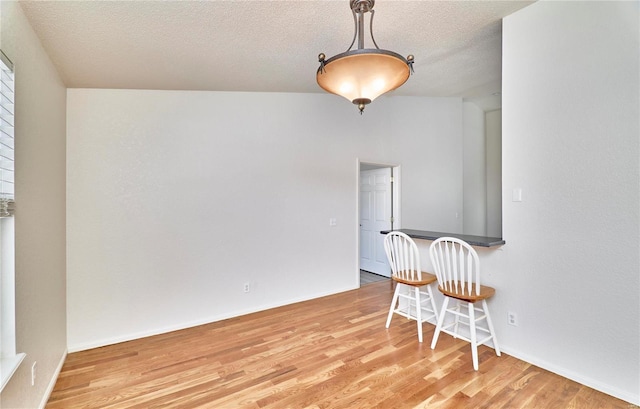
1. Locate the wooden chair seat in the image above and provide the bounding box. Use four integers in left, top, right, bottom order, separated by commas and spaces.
393, 271, 437, 287
438, 282, 496, 302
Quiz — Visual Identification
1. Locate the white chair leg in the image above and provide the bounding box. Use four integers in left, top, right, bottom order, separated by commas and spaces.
415, 286, 423, 342
468, 302, 478, 371
483, 299, 501, 356
453, 300, 462, 337
405, 288, 416, 316
426, 284, 439, 323
431, 296, 449, 349
386, 284, 401, 328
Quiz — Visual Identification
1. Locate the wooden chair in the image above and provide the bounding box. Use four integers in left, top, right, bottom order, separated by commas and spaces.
429, 237, 500, 370
383, 231, 439, 342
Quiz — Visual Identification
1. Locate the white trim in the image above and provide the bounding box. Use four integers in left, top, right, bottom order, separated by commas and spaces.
37, 350, 67, 409
356, 159, 402, 278
356, 160, 401, 229
68, 285, 356, 352
0, 352, 25, 392
391, 166, 401, 229
501, 346, 639, 406
355, 159, 362, 286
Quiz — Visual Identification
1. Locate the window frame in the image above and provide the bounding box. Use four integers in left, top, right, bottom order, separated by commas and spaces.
0, 48, 24, 393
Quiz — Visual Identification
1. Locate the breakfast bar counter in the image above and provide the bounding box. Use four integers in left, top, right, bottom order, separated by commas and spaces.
380, 229, 505, 247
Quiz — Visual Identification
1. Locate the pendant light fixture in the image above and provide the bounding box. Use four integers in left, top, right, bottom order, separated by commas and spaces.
316, 0, 414, 114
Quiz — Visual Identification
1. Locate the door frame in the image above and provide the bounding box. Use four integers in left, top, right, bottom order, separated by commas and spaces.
356, 159, 401, 285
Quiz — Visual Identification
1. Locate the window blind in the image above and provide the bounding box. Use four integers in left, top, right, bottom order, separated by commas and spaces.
0, 51, 14, 218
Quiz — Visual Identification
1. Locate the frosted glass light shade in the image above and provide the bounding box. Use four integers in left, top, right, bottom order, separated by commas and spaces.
317, 49, 410, 105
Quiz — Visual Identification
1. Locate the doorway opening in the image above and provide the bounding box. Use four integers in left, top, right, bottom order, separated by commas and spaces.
358, 161, 400, 287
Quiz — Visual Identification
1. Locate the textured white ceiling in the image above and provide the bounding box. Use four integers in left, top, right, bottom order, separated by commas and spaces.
19, 0, 534, 110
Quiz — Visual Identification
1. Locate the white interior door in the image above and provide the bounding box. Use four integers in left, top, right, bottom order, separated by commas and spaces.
359, 167, 392, 277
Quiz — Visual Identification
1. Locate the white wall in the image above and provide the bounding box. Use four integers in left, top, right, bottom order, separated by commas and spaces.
0, 2, 67, 408
388, 97, 464, 233
66, 91, 464, 350
461, 103, 503, 238
463, 101, 486, 235
500, 1, 639, 403
409, 2, 638, 404
485, 109, 502, 238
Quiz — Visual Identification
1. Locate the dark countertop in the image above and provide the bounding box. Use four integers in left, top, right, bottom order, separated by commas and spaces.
380, 228, 505, 247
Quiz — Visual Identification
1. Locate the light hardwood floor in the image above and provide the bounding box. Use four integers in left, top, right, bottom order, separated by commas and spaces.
47, 281, 634, 409
360, 270, 389, 286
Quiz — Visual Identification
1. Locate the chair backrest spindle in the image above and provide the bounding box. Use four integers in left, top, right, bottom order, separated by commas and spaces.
384, 232, 422, 282
429, 237, 481, 297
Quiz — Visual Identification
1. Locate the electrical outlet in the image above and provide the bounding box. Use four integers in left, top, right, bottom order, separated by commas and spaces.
243, 282, 250, 293
31, 361, 37, 386
508, 311, 518, 326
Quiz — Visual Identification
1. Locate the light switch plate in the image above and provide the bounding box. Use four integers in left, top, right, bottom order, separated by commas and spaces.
512, 188, 523, 202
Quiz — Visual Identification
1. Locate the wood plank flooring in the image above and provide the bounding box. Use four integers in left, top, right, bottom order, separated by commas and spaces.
47, 281, 634, 409
360, 270, 389, 286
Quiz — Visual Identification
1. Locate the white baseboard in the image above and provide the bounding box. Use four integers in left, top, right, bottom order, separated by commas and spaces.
38, 349, 67, 409
68, 285, 357, 353
500, 346, 639, 406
